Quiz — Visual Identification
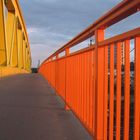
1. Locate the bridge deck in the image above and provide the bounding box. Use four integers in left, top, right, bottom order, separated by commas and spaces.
0, 74, 92, 140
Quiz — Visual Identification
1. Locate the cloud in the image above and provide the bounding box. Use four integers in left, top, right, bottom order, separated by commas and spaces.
19, 0, 140, 67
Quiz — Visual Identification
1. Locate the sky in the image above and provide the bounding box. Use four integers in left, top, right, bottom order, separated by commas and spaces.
19, 0, 140, 67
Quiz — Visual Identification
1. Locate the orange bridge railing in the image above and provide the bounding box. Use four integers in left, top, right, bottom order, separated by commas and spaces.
39, 0, 140, 139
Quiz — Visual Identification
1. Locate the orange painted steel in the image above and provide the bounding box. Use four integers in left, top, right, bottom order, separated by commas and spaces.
39, 0, 140, 139
124, 40, 130, 140
109, 44, 114, 140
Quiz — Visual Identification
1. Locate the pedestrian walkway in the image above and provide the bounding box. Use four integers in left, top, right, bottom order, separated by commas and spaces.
0, 74, 92, 140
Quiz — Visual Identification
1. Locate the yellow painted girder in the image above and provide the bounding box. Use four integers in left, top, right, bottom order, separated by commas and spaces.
0, 0, 31, 76
17, 29, 24, 69
0, 0, 7, 65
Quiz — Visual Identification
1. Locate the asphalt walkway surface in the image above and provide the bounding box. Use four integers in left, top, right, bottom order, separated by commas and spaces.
0, 74, 92, 140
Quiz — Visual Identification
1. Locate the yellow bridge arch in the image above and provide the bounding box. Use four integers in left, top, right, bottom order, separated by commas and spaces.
0, 0, 31, 77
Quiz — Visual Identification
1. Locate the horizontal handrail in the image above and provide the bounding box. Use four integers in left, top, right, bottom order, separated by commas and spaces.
44, 27, 140, 63
42, 0, 140, 63
99, 27, 140, 46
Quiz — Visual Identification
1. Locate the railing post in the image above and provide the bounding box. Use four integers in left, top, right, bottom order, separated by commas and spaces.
65, 48, 70, 110
94, 29, 105, 140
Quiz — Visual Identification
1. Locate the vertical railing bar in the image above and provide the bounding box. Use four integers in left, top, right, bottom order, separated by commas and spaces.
79, 54, 82, 120
124, 40, 130, 140
109, 44, 115, 140
81, 54, 84, 122
134, 37, 140, 140
77, 55, 80, 117
67, 57, 69, 107
65, 49, 70, 110
116, 42, 122, 140
78, 55, 80, 116
103, 45, 108, 140
86, 52, 88, 126
83, 53, 85, 123
89, 51, 93, 132
71, 57, 73, 109
75, 56, 77, 112
84, 53, 87, 125
93, 50, 95, 135
75, 55, 78, 115
87, 51, 90, 129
